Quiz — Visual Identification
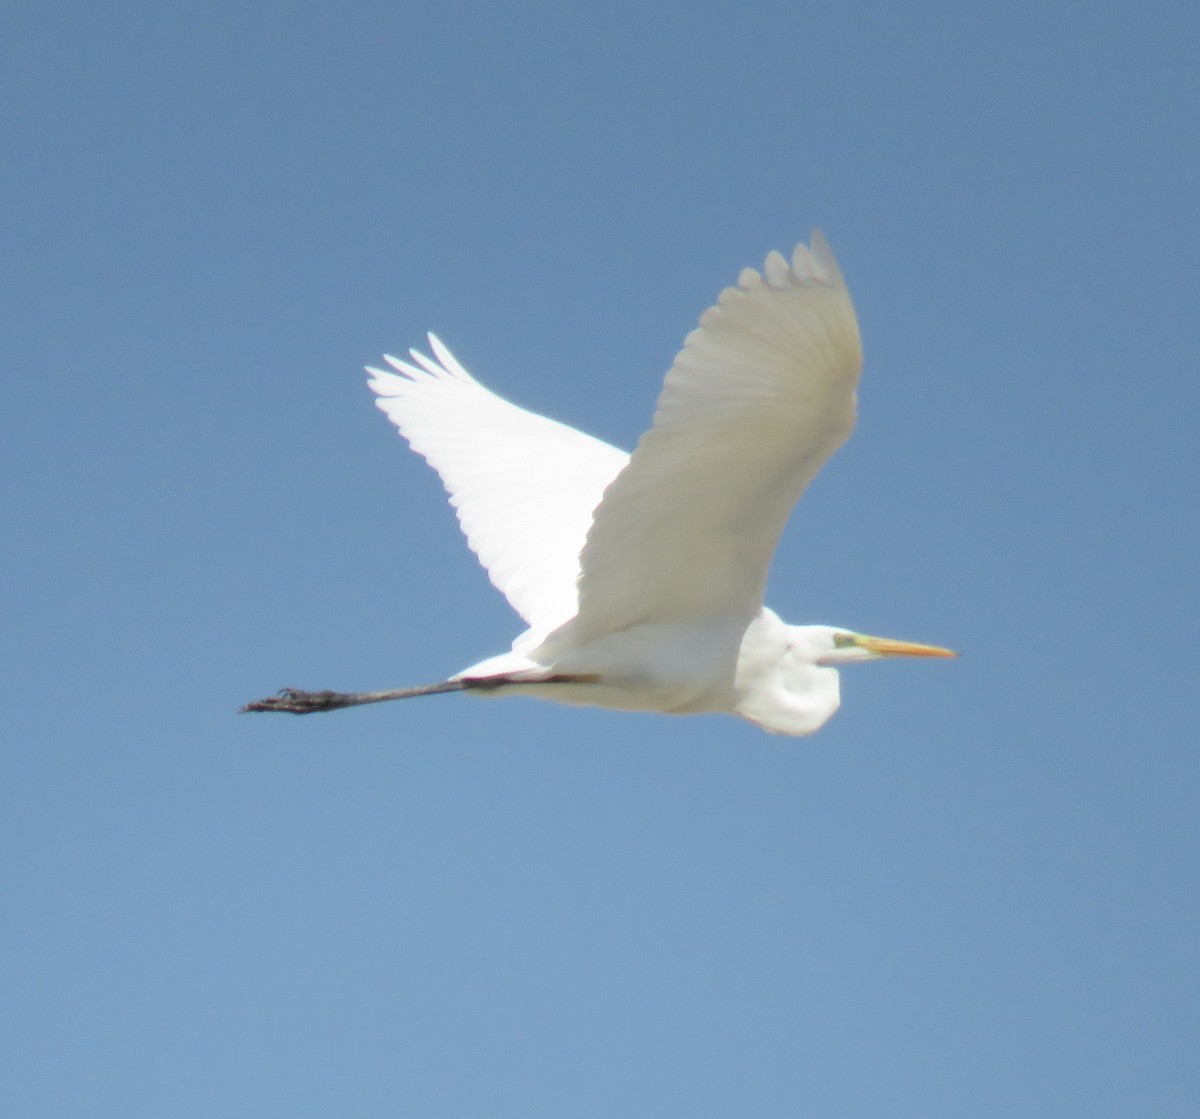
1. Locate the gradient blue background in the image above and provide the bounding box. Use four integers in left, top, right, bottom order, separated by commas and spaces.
4, 3, 1197, 1115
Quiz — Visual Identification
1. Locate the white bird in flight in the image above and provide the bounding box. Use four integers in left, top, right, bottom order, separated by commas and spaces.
245, 231, 955, 734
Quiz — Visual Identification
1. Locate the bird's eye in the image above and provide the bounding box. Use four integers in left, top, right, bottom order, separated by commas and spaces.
832, 632, 857, 648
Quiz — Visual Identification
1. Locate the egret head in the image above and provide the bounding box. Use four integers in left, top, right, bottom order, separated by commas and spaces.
790, 625, 958, 667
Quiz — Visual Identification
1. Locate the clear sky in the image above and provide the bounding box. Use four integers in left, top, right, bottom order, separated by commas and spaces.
4, 2, 1197, 1115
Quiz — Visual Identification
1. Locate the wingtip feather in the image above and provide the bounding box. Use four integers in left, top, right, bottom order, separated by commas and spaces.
763, 250, 790, 288
732, 230, 847, 290
803, 228, 845, 287
428, 334, 475, 382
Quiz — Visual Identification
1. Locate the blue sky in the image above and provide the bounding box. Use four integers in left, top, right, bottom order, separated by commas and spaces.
3, 2, 1197, 1115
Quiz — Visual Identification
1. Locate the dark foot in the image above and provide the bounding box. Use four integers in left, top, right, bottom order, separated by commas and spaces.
240, 688, 358, 714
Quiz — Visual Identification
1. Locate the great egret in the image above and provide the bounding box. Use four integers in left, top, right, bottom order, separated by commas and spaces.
244, 232, 955, 734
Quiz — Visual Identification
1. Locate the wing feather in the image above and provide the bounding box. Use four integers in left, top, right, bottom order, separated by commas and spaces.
568, 231, 862, 645
368, 338, 629, 636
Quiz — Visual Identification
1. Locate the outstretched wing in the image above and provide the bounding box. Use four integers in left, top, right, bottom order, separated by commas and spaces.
368, 337, 629, 637
569, 231, 862, 645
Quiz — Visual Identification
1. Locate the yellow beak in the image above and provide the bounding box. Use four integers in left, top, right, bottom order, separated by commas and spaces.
855, 635, 958, 658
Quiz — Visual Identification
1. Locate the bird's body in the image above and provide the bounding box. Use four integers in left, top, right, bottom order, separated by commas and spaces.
245, 232, 954, 733
446, 610, 841, 737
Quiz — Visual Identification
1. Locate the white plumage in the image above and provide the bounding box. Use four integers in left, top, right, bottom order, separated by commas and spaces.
346, 231, 954, 735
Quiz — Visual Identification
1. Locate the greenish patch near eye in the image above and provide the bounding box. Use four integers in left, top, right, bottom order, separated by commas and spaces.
832, 632, 858, 648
